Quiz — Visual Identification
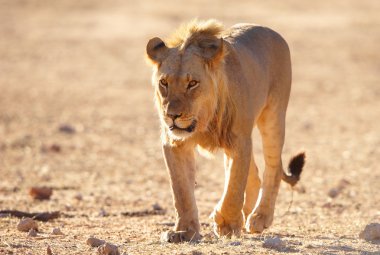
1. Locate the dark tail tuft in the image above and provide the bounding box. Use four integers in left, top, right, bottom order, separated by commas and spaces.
282, 152, 305, 186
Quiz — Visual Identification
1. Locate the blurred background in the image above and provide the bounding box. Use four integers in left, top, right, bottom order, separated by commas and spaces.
0, 0, 379, 254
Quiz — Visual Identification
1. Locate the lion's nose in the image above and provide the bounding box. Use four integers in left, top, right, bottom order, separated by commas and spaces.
165, 99, 183, 120
167, 113, 182, 120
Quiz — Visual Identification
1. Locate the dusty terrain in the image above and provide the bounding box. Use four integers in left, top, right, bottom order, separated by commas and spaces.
1, 0, 380, 254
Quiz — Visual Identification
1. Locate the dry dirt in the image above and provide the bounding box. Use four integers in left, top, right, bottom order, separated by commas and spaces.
1, 0, 380, 254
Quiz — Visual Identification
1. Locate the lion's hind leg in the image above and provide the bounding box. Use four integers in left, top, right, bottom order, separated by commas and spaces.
243, 154, 261, 221
246, 107, 285, 233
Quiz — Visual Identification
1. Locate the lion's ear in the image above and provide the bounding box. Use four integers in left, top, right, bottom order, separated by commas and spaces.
197, 38, 225, 64
146, 37, 169, 64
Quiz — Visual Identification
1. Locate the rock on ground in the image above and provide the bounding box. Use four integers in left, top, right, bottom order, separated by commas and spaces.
263, 236, 285, 250
97, 243, 120, 255
86, 237, 106, 247
17, 218, 38, 232
51, 228, 63, 235
28, 229, 37, 237
29, 187, 53, 200
359, 223, 380, 241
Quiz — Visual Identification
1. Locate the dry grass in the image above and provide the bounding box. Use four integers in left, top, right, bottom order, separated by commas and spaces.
0, 0, 379, 254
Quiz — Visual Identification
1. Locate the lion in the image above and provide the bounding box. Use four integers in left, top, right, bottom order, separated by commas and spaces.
146, 19, 305, 242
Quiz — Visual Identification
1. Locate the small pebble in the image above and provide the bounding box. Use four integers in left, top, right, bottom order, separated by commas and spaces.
328, 188, 340, 198
229, 241, 241, 246
86, 237, 106, 247
29, 187, 53, 200
327, 179, 351, 198
263, 236, 285, 250
359, 223, 380, 241
17, 218, 38, 232
97, 242, 120, 255
98, 208, 108, 217
152, 203, 163, 211
51, 227, 63, 235
58, 124, 76, 134
28, 229, 37, 237
74, 193, 83, 201
47, 144, 61, 153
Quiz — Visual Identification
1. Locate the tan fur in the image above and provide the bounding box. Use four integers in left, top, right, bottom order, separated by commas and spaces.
146, 19, 299, 242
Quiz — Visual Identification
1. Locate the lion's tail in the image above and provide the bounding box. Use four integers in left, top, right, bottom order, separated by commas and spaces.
282, 152, 305, 186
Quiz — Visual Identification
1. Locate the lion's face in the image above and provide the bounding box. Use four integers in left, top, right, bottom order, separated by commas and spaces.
154, 52, 218, 140
147, 36, 224, 141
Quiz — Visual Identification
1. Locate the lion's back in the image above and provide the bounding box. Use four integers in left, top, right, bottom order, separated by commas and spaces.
224, 24, 290, 62
222, 23, 292, 119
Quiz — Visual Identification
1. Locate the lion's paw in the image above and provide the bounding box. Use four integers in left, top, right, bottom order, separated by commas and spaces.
211, 209, 244, 238
161, 229, 201, 243
245, 212, 273, 233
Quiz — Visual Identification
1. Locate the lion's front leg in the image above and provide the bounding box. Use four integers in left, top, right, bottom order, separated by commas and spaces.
162, 143, 201, 243
211, 137, 251, 237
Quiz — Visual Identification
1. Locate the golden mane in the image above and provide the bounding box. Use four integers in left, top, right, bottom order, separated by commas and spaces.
201, 66, 236, 151
166, 19, 224, 48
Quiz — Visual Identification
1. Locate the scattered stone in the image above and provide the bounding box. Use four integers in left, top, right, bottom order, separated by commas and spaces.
47, 245, 52, 255
160, 230, 200, 243
97, 243, 120, 255
29, 187, 53, 200
152, 203, 163, 211
328, 188, 340, 198
160, 230, 188, 243
51, 228, 63, 235
73, 193, 83, 201
58, 124, 76, 134
86, 237, 106, 247
263, 236, 285, 250
28, 229, 37, 237
49, 144, 61, 153
17, 218, 38, 232
359, 223, 380, 241
98, 208, 108, 217
328, 178, 351, 198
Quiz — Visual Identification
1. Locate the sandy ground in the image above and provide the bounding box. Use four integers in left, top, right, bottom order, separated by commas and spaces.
0, 0, 380, 254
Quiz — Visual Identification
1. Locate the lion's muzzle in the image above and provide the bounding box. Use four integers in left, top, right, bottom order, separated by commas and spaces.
169, 120, 197, 133
164, 114, 197, 139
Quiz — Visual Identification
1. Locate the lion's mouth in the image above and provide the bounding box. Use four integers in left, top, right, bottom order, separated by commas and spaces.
169, 120, 197, 133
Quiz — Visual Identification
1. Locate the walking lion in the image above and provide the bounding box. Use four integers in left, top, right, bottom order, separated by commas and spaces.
146, 19, 305, 242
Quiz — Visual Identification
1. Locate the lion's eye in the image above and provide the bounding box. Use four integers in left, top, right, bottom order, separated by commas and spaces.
159, 79, 168, 89
187, 80, 199, 90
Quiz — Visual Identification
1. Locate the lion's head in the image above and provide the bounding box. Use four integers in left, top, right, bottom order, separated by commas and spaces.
146, 20, 229, 142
